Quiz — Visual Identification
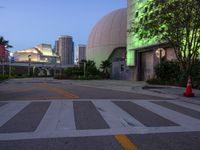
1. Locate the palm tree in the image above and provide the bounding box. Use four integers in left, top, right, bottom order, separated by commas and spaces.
0, 36, 13, 48
100, 60, 111, 78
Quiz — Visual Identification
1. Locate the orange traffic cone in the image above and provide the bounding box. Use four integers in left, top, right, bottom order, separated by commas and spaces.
183, 75, 194, 97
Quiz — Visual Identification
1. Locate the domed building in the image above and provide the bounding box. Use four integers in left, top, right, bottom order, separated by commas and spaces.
86, 8, 127, 68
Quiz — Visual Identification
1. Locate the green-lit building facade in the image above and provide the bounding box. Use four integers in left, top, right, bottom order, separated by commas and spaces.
127, 0, 177, 80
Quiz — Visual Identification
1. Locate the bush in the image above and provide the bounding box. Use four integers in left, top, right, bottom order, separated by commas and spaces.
190, 60, 200, 89
64, 67, 83, 78
154, 60, 181, 84
148, 60, 200, 89
0, 75, 9, 81
61, 60, 103, 80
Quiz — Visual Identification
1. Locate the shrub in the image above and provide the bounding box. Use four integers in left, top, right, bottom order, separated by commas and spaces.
154, 60, 181, 85
149, 60, 200, 89
190, 60, 200, 89
0, 75, 9, 81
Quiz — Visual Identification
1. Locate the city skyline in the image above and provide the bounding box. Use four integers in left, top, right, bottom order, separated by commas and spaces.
0, 0, 127, 52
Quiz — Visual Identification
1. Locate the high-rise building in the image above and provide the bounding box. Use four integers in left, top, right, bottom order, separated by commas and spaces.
58, 35, 74, 65
54, 40, 59, 55
77, 44, 86, 62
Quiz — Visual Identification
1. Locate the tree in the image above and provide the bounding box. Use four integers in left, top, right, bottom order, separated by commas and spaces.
131, 0, 200, 75
79, 59, 99, 76
100, 59, 111, 78
0, 36, 13, 48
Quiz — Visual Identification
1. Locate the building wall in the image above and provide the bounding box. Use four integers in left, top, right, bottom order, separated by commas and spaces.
78, 45, 86, 62
58, 36, 74, 65
136, 47, 177, 81
14, 44, 59, 64
127, 0, 179, 81
127, 0, 135, 66
86, 8, 127, 68
54, 40, 59, 55
166, 48, 177, 60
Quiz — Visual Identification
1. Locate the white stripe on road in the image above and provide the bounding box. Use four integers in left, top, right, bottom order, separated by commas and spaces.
36, 101, 76, 133
93, 100, 144, 128
36, 101, 61, 133
56, 101, 76, 130
133, 101, 200, 128
0, 126, 200, 141
168, 100, 200, 112
0, 101, 30, 127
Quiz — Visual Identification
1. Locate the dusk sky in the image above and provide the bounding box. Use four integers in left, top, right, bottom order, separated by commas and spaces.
0, 0, 127, 52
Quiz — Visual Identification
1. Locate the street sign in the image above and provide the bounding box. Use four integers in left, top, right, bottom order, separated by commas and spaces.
11, 56, 15, 63
155, 48, 166, 59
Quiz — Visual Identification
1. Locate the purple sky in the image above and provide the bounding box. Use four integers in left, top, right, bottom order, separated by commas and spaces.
0, 0, 127, 52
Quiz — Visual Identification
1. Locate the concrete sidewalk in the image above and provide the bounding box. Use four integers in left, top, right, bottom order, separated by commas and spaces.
2, 78, 200, 101
60, 79, 200, 101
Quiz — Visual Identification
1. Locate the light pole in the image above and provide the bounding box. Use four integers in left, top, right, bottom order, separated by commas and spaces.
28, 55, 31, 76
8, 55, 11, 78
83, 61, 86, 78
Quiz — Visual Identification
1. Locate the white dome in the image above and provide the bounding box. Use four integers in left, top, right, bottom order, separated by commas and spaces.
86, 8, 127, 67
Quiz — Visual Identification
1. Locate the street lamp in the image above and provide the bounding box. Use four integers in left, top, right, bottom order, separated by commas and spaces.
28, 55, 31, 76
83, 61, 86, 78
8, 55, 11, 78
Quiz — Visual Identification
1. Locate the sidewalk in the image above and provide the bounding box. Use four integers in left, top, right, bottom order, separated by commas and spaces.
61, 79, 200, 101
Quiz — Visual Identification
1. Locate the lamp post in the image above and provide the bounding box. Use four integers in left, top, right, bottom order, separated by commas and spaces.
8, 55, 11, 78
28, 55, 31, 76
53, 56, 58, 77
83, 61, 86, 78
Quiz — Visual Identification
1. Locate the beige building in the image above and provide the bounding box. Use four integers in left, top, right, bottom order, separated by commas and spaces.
86, 8, 127, 68
14, 44, 60, 64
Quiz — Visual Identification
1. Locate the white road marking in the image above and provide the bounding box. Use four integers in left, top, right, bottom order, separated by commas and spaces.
168, 100, 200, 112
0, 99, 200, 141
93, 100, 144, 128
0, 101, 30, 127
56, 101, 76, 130
133, 101, 200, 128
0, 126, 200, 141
36, 101, 61, 133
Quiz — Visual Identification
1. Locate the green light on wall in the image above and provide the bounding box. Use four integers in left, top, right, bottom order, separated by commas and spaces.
127, 0, 156, 66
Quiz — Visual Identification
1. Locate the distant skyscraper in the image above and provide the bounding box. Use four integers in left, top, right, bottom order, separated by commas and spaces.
58, 36, 74, 65
77, 44, 86, 62
54, 40, 59, 55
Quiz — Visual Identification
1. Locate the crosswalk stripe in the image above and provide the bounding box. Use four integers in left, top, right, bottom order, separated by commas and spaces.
36, 101, 76, 133
0, 101, 30, 127
36, 101, 61, 133
0, 100, 200, 141
56, 101, 76, 130
93, 100, 144, 128
168, 100, 200, 112
133, 101, 200, 128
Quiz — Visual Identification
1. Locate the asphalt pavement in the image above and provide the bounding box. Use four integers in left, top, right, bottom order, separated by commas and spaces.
0, 78, 200, 150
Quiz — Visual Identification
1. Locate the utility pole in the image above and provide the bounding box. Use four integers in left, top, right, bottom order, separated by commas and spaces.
2, 58, 4, 76
28, 55, 31, 76
9, 56, 11, 78
84, 61, 86, 78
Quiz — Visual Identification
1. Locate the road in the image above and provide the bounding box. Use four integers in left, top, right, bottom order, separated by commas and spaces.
0, 78, 200, 150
